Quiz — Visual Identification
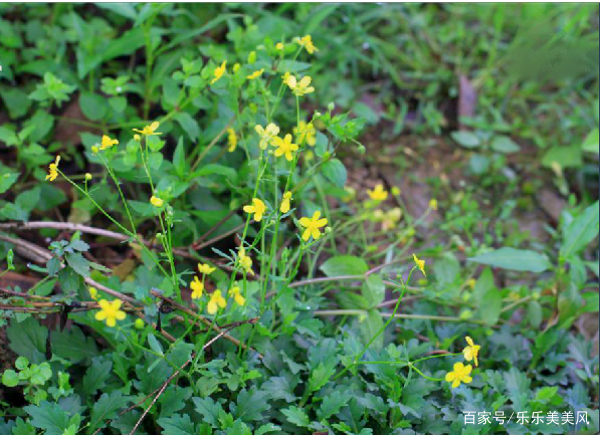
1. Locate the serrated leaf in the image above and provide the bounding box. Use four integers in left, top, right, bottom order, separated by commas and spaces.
157, 414, 196, 435
7, 317, 47, 364
322, 158, 347, 188
51, 326, 98, 364
281, 406, 309, 428
24, 402, 70, 435
89, 391, 130, 433
318, 391, 350, 420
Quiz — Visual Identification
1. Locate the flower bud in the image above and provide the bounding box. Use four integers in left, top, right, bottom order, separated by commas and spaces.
248, 51, 257, 64
134, 318, 145, 329
91, 145, 99, 154
84, 173, 92, 181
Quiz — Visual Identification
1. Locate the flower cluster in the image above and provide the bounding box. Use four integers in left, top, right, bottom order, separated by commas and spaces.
445, 336, 481, 388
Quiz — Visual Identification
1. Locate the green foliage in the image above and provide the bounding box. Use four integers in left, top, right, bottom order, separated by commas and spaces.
0, 3, 598, 434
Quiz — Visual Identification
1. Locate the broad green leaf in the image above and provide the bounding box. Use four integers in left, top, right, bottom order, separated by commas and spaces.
320, 255, 368, 277
582, 128, 599, 153
560, 201, 599, 259
361, 273, 385, 308
82, 358, 112, 396
2, 369, 19, 387
451, 131, 480, 148
491, 135, 520, 153
468, 248, 552, 273
322, 158, 347, 188
542, 144, 582, 168
318, 390, 350, 420
0, 171, 19, 194
174, 112, 200, 142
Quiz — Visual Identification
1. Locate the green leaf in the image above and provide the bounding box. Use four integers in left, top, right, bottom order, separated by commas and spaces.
7, 317, 47, 364
477, 286, 502, 326
174, 112, 200, 142
0, 171, 19, 194
281, 406, 310, 428
322, 158, 347, 188
191, 164, 236, 182
232, 389, 270, 422
79, 93, 108, 121
82, 357, 112, 396
147, 334, 164, 356
491, 135, 520, 153
255, 423, 282, 435
51, 326, 98, 364
582, 128, 599, 153
173, 137, 188, 179
451, 131, 480, 148
97, 3, 137, 19
159, 386, 192, 418
308, 362, 335, 393
157, 414, 196, 435
2, 369, 19, 387
560, 201, 599, 259
24, 402, 70, 435
320, 255, 368, 277
318, 391, 350, 420
359, 310, 384, 350
361, 273, 385, 308
65, 252, 90, 277
89, 391, 130, 433
542, 144, 582, 168
192, 396, 224, 427
468, 248, 552, 273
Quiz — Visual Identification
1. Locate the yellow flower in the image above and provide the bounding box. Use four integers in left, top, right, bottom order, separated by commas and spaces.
227, 128, 238, 152
299, 211, 328, 241
207, 290, 227, 315
133, 121, 161, 136
272, 133, 299, 161
198, 263, 216, 275
243, 198, 267, 222
88, 286, 98, 301
445, 362, 473, 388
229, 286, 245, 306
150, 196, 164, 207
238, 247, 254, 276
282, 71, 291, 84
295, 35, 318, 54
45, 156, 60, 182
429, 198, 438, 211
285, 75, 315, 97
293, 121, 316, 146
190, 276, 204, 299
276, 42, 284, 50
280, 191, 292, 213
255, 123, 280, 150
100, 135, 118, 150
246, 69, 264, 80
463, 336, 481, 367
367, 184, 388, 201
413, 253, 426, 276
211, 60, 227, 85
95, 299, 126, 327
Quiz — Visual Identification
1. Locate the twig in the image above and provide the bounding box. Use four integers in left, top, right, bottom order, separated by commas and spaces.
149, 289, 263, 358
125, 316, 255, 435
190, 210, 237, 249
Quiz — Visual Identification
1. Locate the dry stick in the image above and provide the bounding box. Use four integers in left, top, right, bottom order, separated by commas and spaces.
149, 289, 263, 359
0, 233, 139, 305
190, 210, 237, 249
192, 223, 245, 251
0, 287, 49, 300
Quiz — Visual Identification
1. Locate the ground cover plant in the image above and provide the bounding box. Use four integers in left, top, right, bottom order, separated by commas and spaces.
0, 3, 599, 434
